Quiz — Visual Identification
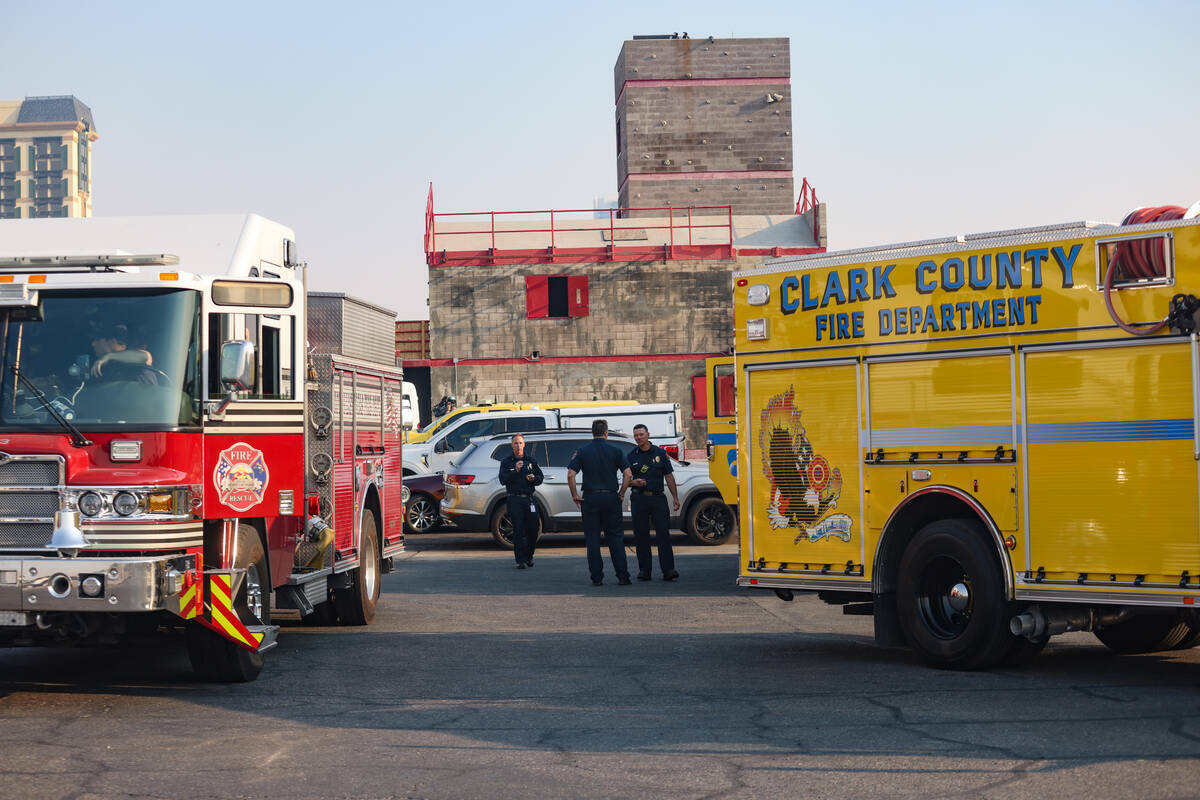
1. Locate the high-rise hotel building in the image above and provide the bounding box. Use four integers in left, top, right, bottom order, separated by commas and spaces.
0, 96, 96, 219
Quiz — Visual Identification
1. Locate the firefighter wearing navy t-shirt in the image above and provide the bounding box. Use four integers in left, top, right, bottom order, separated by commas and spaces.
567, 419, 633, 586
620, 423, 680, 581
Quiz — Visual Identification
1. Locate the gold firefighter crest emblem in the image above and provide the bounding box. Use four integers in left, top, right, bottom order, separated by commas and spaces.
759, 387, 853, 544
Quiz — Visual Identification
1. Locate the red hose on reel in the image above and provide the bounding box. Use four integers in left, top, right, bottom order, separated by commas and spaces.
1103, 204, 1193, 335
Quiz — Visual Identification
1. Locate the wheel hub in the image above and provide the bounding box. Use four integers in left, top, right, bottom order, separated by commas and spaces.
915, 555, 972, 639
409, 498, 436, 532
245, 564, 263, 621
948, 582, 971, 612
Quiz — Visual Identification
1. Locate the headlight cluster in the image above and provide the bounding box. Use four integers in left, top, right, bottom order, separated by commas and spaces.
65, 486, 197, 520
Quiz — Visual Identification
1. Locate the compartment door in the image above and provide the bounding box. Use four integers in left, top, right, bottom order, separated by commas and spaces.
1023, 340, 1200, 585
744, 360, 863, 579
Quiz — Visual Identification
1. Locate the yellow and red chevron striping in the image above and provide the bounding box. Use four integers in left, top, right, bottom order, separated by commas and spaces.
206, 573, 263, 650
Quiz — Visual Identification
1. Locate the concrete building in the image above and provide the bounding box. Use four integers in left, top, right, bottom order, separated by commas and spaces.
0, 96, 97, 219
414, 36, 824, 452
419, 201, 825, 452
615, 36, 793, 216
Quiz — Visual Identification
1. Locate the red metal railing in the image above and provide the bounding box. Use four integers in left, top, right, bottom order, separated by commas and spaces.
424, 183, 435, 254
795, 177, 821, 245
795, 176, 818, 214
425, 187, 735, 266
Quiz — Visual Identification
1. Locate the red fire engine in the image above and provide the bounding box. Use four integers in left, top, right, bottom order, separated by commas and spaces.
0, 214, 406, 681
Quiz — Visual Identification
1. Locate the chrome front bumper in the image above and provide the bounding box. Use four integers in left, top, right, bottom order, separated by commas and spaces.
0, 553, 194, 621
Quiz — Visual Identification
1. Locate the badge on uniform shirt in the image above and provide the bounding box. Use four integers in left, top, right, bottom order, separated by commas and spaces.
654, 456, 661, 463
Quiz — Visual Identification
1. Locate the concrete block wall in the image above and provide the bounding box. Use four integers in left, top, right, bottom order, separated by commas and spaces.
430, 258, 753, 360
619, 176, 794, 217
613, 37, 791, 93
427, 254, 770, 448
615, 37, 793, 217
616, 82, 794, 184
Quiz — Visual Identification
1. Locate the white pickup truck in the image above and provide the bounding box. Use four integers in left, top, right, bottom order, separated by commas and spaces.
402, 402, 683, 475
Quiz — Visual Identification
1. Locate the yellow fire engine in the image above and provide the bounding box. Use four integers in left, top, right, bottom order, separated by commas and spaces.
725, 203, 1200, 668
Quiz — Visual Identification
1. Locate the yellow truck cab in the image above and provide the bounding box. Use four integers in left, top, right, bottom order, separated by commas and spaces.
407, 404, 521, 444
704, 355, 738, 507
729, 203, 1200, 668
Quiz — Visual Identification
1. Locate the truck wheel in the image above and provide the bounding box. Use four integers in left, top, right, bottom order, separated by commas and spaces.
686, 497, 736, 545
1171, 613, 1200, 650
1094, 612, 1191, 654
896, 518, 1014, 670
186, 524, 269, 682
490, 505, 541, 550
405, 493, 439, 533
334, 512, 381, 625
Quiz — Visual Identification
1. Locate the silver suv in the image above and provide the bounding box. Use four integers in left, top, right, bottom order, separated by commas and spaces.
440, 430, 736, 549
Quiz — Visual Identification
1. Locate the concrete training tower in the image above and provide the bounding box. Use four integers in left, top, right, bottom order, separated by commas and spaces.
614, 35, 793, 217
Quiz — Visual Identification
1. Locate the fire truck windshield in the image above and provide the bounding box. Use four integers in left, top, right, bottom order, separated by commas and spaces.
0, 288, 201, 429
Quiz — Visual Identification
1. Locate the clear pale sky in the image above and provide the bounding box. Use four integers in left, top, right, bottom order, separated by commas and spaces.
5, 1, 1197, 321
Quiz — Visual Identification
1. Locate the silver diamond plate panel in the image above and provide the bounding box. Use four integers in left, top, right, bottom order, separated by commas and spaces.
307, 293, 397, 367
301, 353, 336, 567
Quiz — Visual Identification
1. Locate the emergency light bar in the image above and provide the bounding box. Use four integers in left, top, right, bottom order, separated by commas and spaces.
0, 253, 180, 272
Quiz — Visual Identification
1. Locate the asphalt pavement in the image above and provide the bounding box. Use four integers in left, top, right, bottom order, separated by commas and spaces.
1, 529, 1198, 799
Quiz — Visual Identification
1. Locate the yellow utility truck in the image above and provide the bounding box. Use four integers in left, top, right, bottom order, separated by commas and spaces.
728, 204, 1200, 668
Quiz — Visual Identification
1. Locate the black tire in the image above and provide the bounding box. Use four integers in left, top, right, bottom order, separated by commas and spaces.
896, 518, 1015, 670
186, 523, 269, 682
1171, 613, 1200, 650
334, 512, 381, 626
1171, 628, 1200, 650
685, 496, 736, 545
490, 504, 541, 550
1094, 612, 1192, 654
405, 492, 440, 534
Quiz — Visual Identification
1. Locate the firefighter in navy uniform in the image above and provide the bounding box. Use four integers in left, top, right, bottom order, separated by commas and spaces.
619, 424, 681, 581
499, 433, 544, 569
568, 419, 634, 586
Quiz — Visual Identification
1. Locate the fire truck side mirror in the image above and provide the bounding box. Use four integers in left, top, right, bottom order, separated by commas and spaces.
220, 340, 257, 393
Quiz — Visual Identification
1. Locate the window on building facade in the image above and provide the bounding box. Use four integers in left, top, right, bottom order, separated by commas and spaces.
77, 125, 89, 192
0, 139, 17, 176
525, 275, 588, 319
616, 120, 622, 156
